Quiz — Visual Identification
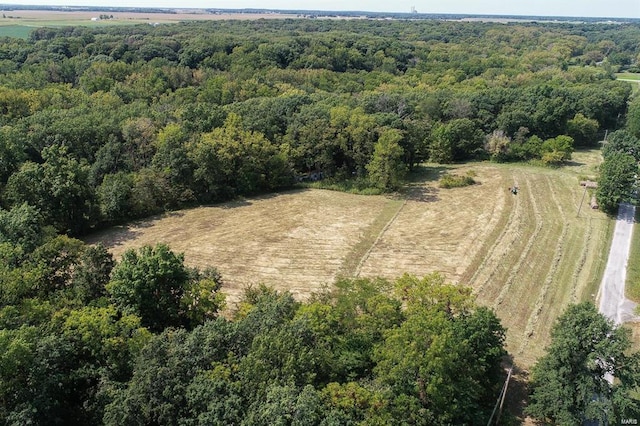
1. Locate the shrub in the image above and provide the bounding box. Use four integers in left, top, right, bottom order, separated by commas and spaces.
439, 172, 476, 188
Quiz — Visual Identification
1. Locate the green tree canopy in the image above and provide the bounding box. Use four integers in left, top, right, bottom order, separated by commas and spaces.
4, 144, 96, 235
596, 151, 637, 213
429, 118, 484, 163
106, 244, 223, 332
566, 113, 599, 146
366, 128, 406, 190
526, 302, 640, 424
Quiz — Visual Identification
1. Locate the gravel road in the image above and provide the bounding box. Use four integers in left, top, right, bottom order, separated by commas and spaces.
597, 203, 637, 324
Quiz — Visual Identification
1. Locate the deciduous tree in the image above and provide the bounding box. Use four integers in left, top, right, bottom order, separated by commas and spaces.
366, 128, 406, 190
596, 151, 637, 213
107, 244, 195, 331
527, 302, 640, 424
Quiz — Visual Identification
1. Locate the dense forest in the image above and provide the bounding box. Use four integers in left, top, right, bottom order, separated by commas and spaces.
1, 18, 640, 424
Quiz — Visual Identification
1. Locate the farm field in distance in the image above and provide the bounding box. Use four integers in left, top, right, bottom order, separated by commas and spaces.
0, 9, 298, 37
88, 149, 612, 368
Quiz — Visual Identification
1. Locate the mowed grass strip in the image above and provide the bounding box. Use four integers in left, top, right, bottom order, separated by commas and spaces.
616, 72, 640, 81
357, 165, 509, 280
337, 197, 405, 278
626, 209, 640, 303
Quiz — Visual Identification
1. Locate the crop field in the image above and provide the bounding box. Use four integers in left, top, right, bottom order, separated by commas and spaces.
0, 10, 299, 39
0, 9, 298, 35
88, 149, 612, 367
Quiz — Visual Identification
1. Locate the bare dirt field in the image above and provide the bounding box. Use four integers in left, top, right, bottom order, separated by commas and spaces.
87, 149, 612, 368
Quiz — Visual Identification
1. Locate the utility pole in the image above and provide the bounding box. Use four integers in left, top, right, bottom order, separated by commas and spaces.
487, 366, 513, 426
577, 184, 588, 217
496, 367, 513, 425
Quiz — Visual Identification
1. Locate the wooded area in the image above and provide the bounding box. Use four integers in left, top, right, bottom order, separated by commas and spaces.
1, 18, 640, 424
0, 19, 636, 233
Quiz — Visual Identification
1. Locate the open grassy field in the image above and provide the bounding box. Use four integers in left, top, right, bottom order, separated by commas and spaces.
0, 9, 298, 37
617, 73, 640, 95
616, 72, 640, 81
87, 149, 612, 368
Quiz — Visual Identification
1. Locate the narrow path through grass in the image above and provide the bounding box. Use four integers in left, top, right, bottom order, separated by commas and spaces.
337, 197, 405, 277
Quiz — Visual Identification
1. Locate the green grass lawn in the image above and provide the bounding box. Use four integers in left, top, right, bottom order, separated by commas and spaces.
616, 72, 640, 81
626, 209, 640, 303
0, 21, 138, 39
0, 25, 33, 38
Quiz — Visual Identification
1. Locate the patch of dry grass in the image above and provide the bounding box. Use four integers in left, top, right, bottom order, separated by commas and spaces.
87, 189, 388, 306
87, 149, 613, 368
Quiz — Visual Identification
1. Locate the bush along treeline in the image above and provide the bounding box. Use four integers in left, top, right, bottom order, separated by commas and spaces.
0, 212, 509, 425
596, 94, 640, 213
0, 19, 636, 233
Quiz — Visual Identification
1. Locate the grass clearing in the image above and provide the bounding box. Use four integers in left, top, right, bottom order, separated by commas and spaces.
626, 210, 640, 303
87, 149, 612, 368
0, 25, 33, 38
617, 73, 640, 95
87, 189, 389, 307
616, 72, 640, 81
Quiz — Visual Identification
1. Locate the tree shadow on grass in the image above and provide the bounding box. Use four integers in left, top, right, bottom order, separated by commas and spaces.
395, 164, 447, 203
402, 185, 440, 203
407, 164, 449, 183
83, 225, 145, 250
564, 159, 586, 168
218, 187, 311, 209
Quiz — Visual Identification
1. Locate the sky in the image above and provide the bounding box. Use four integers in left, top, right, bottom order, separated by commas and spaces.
2, 0, 639, 18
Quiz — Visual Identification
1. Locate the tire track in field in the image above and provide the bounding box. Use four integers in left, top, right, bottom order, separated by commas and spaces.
354, 199, 407, 277
469, 170, 522, 296
493, 172, 543, 309
517, 175, 568, 356
570, 217, 593, 303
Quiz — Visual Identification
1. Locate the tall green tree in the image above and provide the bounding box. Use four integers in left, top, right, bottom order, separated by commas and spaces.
541, 134, 574, 165
373, 273, 506, 425
603, 130, 640, 162
527, 302, 640, 424
566, 113, 599, 146
429, 118, 484, 163
189, 113, 292, 202
366, 128, 406, 191
596, 151, 637, 213
626, 96, 640, 140
4, 144, 96, 235
107, 244, 223, 332
0, 203, 47, 254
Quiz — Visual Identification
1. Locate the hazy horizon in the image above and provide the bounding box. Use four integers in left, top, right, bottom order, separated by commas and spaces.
0, 0, 639, 19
